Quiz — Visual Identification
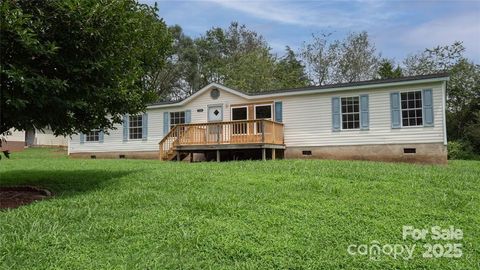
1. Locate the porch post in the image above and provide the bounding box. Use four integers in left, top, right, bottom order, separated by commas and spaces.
272, 123, 275, 144
261, 120, 265, 143
272, 149, 276, 160
216, 150, 221, 162
262, 148, 266, 161
176, 151, 181, 161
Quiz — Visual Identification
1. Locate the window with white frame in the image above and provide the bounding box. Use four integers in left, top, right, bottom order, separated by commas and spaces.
341, 96, 360, 129
401, 91, 423, 126
86, 130, 100, 142
129, 115, 143, 139
170, 111, 185, 130
231, 106, 248, 134
255, 104, 272, 133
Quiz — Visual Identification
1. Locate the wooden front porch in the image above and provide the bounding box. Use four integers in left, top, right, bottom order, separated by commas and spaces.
159, 120, 285, 161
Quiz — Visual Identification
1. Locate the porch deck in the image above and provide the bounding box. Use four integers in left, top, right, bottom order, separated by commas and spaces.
159, 120, 285, 161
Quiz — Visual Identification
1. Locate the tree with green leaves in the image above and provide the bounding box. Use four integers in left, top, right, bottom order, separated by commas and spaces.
377, 59, 403, 79
187, 22, 307, 93
300, 32, 337, 85
195, 22, 277, 92
0, 0, 171, 137
332, 31, 380, 83
403, 42, 465, 76
301, 31, 380, 85
153, 25, 200, 101
222, 47, 278, 92
274, 46, 309, 88
153, 22, 310, 98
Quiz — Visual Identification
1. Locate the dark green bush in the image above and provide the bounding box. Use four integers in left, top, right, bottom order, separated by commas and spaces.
448, 140, 479, 160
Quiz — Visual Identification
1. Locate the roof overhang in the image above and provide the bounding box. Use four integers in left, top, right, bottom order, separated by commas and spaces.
148, 75, 449, 109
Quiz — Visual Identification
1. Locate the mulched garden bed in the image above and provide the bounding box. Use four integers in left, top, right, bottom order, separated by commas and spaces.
0, 186, 52, 209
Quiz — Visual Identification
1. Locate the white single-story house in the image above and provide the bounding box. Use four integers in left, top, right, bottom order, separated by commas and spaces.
1, 128, 68, 152
68, 73, 449, 164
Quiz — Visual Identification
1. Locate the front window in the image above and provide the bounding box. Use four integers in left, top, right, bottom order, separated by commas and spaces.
86, 130, 100, 142
401, 91, 423, 126
255, 104, 272, 133
170, 111, 185, 130
231, 107, 248, 134
341, 96, 360, 129
129, 115, 143, 139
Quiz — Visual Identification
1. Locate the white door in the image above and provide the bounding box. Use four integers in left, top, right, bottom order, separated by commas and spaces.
207, 105, 223, 142
208, 105, 223, 122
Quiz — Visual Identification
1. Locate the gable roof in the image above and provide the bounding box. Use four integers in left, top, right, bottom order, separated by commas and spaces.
148, 73, 449, 108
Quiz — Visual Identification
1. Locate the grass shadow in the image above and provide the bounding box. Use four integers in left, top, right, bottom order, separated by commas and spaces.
0, 169, 136, 197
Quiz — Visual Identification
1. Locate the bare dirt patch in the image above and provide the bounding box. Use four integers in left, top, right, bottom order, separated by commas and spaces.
0, 186, 52, 209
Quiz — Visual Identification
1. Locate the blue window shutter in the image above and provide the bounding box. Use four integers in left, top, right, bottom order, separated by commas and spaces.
332, 97, 341, 132
99, 131, 104, 143
185, 110, 191, 124
274, 101, 283, 122
142, 113, 148, 140
360, 94, 369, 130
422, 89, 434, 127
390, 92, 401, 128
163, 112, 170, 135
123, 115, 129, 141
80, 133, 85, 144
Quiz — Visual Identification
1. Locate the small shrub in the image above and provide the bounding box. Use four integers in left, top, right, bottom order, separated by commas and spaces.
448, 140, 478, 160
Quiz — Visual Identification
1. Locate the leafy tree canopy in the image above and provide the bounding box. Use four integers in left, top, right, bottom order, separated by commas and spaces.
301, 31, 380, 85
0, 0, 172, 136
377, 59, 403, 79
195, 22, 295, 93
153, 22, 309, 98
274, 46, 310, 89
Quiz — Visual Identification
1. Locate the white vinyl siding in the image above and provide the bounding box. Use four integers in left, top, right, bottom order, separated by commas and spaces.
280, 82, 444, 147
5, 129, 25, 142
7, 128, 68, 146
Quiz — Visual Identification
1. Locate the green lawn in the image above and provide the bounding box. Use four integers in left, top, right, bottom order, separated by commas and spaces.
1, 148, 479, 269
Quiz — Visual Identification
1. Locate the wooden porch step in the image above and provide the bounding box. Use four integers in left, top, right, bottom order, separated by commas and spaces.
161, 148, 188, 161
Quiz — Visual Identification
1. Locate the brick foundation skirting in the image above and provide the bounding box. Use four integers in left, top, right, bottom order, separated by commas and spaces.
69, 143, 447, 164
0, 141, 25, 152
284, 143, 447, 164
69, 151, 159, 159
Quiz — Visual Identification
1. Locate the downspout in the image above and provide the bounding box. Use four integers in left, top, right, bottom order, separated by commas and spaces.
442, 81, 448, 146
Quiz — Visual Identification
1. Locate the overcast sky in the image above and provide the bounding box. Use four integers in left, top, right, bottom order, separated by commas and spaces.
140, 0, 480, 63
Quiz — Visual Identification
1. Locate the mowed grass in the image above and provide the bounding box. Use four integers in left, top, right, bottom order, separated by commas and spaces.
0, 148, 479, 269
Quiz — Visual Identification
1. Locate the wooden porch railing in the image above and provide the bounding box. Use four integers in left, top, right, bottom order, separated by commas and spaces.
159, 120, 284, 160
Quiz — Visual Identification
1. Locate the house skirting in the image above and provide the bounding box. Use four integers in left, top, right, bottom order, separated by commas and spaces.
69, 143, 447, 164
69, 151, 158, 159
285, 143, 447, 164
29, 144, 67, 148
0, 140, 25, 152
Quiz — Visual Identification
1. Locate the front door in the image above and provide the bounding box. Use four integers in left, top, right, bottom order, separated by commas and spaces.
207, 105, 223, 143
208, 105, 223, 122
